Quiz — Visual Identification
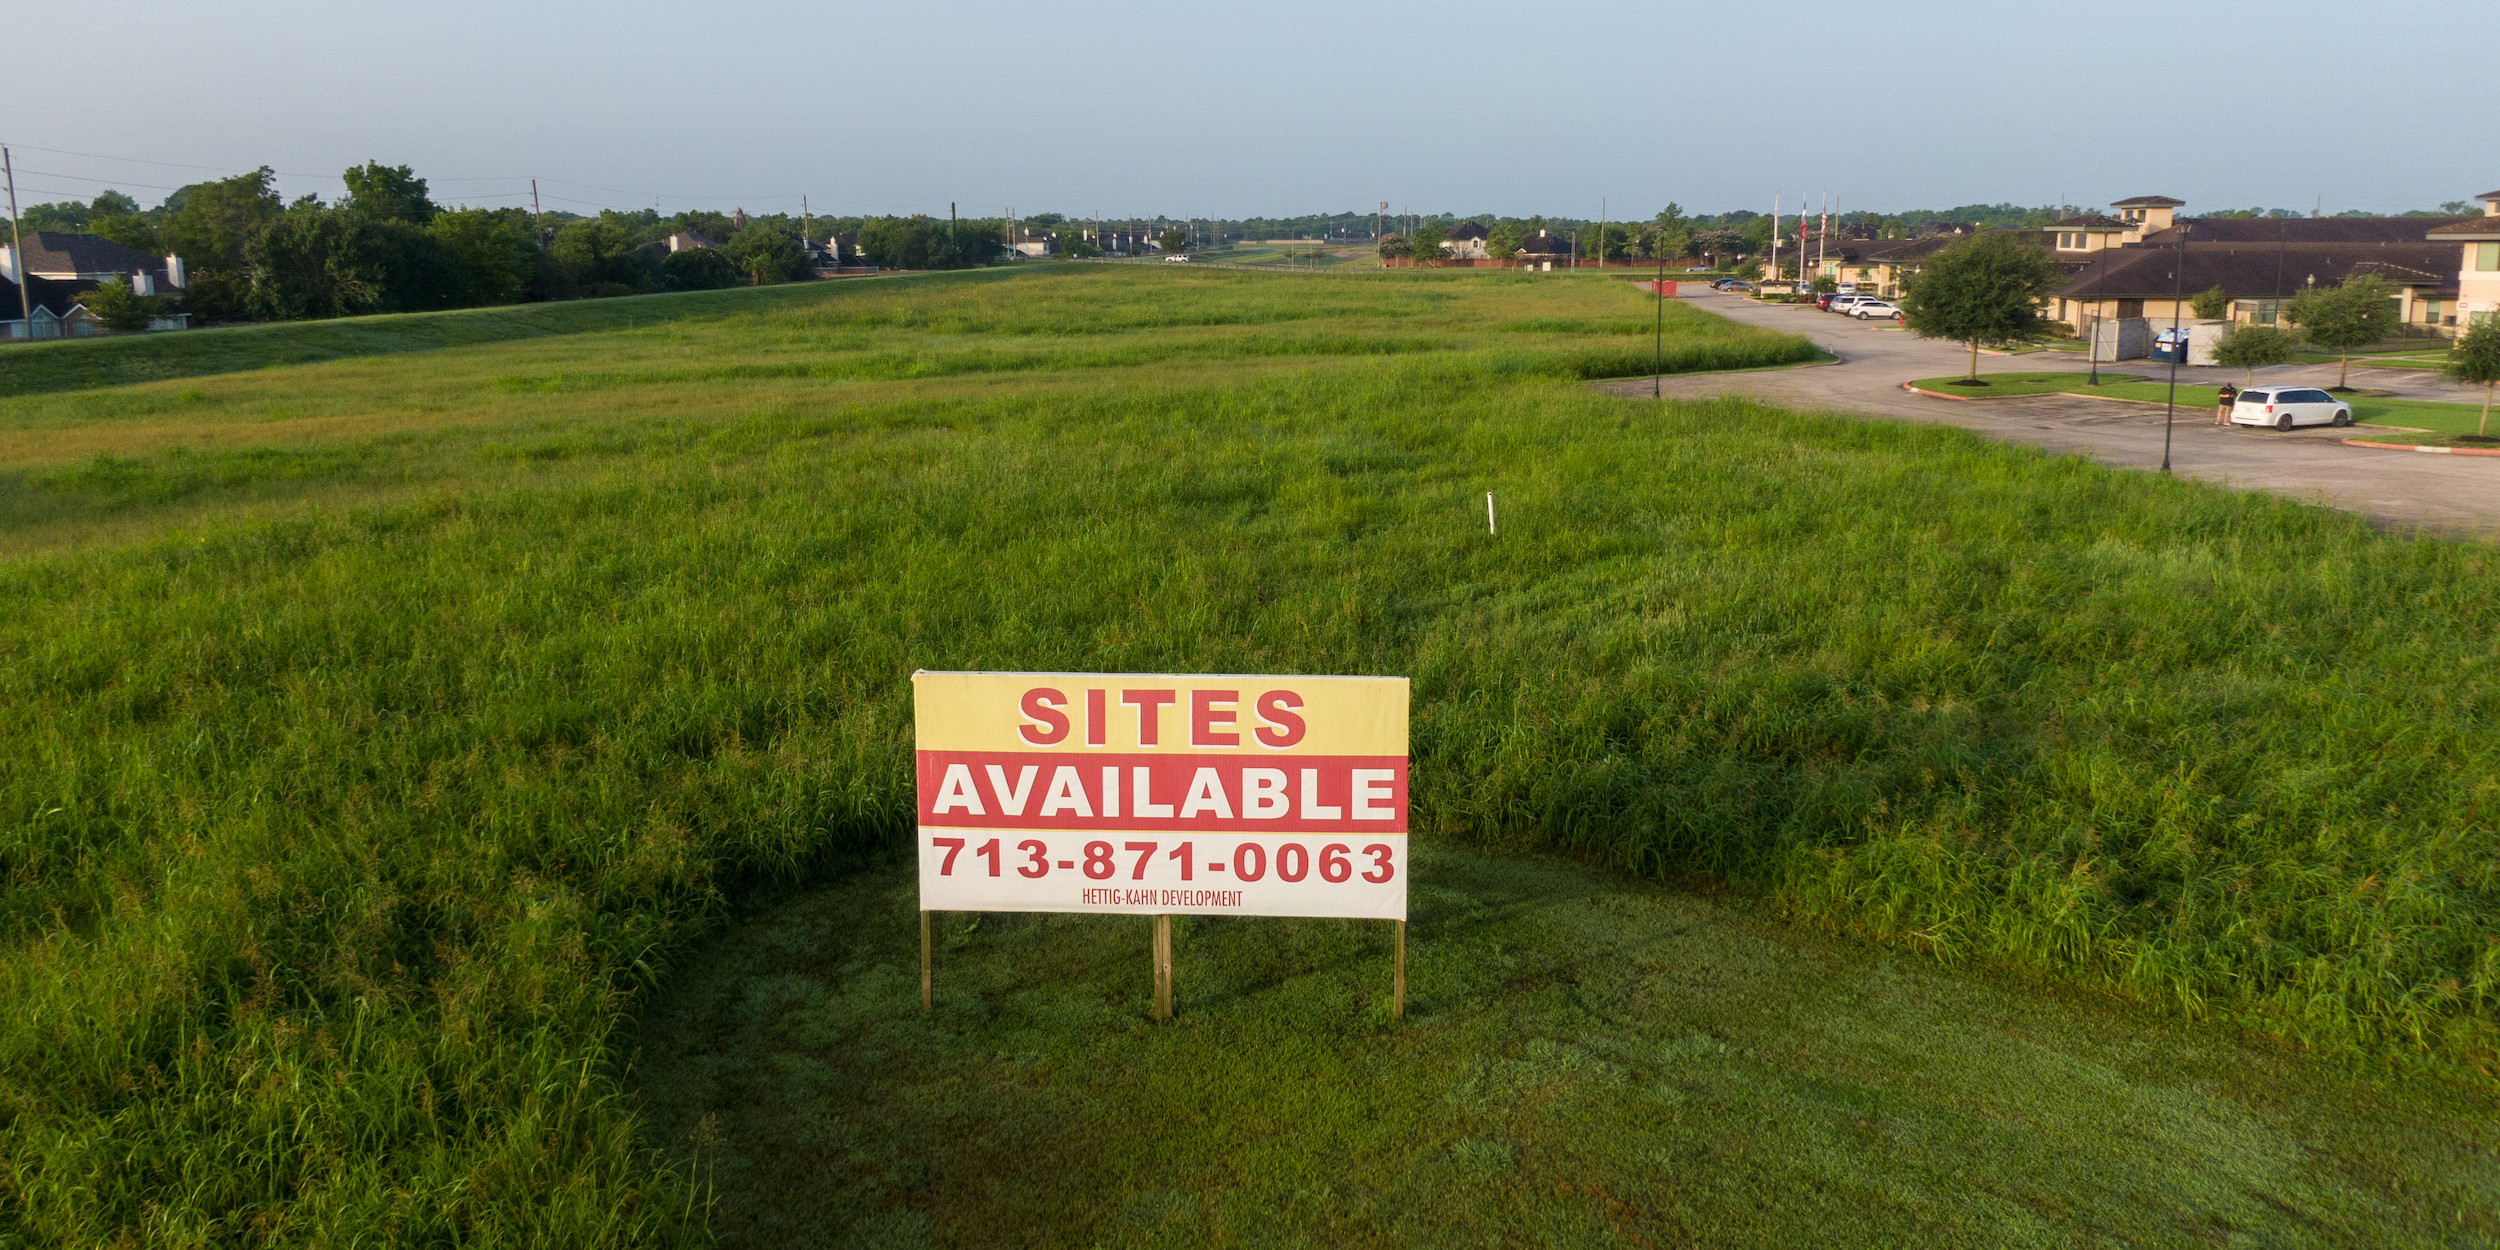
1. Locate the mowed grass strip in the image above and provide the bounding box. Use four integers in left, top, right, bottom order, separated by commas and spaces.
0, 267, 2493, 1243
635, 851, 2500, 1249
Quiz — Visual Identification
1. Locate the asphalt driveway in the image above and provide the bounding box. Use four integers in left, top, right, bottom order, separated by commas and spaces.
1601, 290, 2498, 538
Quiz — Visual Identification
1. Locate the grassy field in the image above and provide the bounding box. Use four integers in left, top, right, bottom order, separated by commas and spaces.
1908, 371, 2497, 434
637, 851, 2500, 1248
3, 266, 2497, 1244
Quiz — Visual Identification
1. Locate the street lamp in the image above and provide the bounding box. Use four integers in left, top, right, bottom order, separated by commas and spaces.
2161, 223, 2191, 473
1654, 251, 1665, 398
2087, 223, 2109, 386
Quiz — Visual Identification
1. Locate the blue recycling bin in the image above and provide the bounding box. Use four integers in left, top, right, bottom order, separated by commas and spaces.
2149, 331, 2186, 364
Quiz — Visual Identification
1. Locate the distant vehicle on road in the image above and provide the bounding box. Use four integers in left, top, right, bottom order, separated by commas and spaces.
2230, 387, 2352, 430
1163, 254, 1192, 263
1850, 299, 1901, 320
1686, 265, 1712, 272
1711, 279, 1754, 292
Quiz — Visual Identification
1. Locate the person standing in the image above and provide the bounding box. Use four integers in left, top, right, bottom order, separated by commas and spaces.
2215, 381, 2239, 425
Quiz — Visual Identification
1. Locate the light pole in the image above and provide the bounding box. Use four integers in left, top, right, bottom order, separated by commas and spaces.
1654, 251, 1665, 397
2087, 224, 2109, 385
2161, 224, 2191, 473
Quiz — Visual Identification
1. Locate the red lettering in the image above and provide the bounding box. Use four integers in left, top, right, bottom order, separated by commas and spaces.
1086, 689, 1107, 746
1123, 689, 1177, 745
1192, 689, 1240, 747
1018, 688, 1070, 746
1254, 690, 1305, 748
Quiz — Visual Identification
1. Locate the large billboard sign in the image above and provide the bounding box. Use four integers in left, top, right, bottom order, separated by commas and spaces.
912, 672, 1410, 920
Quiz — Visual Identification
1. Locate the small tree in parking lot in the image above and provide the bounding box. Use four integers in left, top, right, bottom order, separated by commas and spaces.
1897, 230, 2069, 382
2444, 317, 2500, 436
2213, 324, 2297, 384
2285, 273, 2398, 390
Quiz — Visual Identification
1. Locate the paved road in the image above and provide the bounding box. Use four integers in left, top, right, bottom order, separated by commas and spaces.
1599, 290, 2498, 537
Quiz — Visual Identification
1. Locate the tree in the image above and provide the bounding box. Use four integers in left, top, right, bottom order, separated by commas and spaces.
2211, 325, 2297, 384
430, 207, 539, 306
1810, 274, 1837, 294
1060, 235, 1103, 260
1157, 227, 1190, 255
2444, 317, 2500, 437
659, 245, 739, 291
2189, 285, 2229, 320
724, 228, 808, 285
1376, 233, 1411, 261
340, 162, 438, 225
2285, 273, 2399, 389
551, 217, 642, 294
246, 200, 462, 319
161, 167, 283, 322
1410, 221, 1448, 260
1896, 229, 2069, 381
1484, 222, 1523, 262
77, 280, 166, 334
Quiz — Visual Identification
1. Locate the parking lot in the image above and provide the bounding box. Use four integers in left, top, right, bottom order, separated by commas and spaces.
1603, 289, 2500, 538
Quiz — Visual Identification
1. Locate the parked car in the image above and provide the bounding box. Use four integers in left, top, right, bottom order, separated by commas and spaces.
1163, 254, 1192, 263
2229, 387, 2352, 430
1828, 294, 1874, 314
1835, 283, 1859, 295
1814, 293, 1839, 310
1850, 299, 1901, 320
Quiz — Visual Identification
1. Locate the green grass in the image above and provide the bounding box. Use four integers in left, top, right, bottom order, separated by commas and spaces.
3, 267, 2497, 1244
635, 850, 2500, 1248
1908, 371, 2500, 434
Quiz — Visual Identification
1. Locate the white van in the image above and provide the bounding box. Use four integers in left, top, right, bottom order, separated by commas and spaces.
2229, 387, 2352, 430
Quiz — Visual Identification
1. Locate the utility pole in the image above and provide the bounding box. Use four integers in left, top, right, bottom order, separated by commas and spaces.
531, 179, 544, 243
4, 147, 28, 338
1597, 198, 1606, 270
803, 195, 811, 248
1770, 193, 1779, 287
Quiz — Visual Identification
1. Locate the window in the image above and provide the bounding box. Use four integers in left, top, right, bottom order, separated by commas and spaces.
2476, 242, 2500, 272
2240, 391, 2271, 404
2419, 299, 2443, 322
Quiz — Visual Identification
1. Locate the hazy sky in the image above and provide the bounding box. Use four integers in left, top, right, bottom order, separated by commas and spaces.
8, 0, 2494, 223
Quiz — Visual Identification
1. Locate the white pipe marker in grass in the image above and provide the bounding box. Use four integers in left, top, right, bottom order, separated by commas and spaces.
1486, 492, 1497, 536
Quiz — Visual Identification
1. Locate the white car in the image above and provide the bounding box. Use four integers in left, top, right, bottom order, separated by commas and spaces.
1163, 254, 1192, 263
1835, 283, 1859, 295
1828, 294, 1875, 313
2230, 386, 2352, 430
1850, 299, 1901, 319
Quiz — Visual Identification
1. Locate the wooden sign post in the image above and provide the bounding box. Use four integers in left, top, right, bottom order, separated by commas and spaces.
913, 672, 1410, 1020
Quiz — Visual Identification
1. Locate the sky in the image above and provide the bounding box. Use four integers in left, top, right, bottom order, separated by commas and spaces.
7, 0, 2495, 224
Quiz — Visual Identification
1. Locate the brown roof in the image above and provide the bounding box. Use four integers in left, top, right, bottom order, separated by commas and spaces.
2150, 216, 2469, 245
2110, 195, 2185, 208
1446, 221, 1489, 241
2059, 241, 2459, 300
2050, 214, 2128, 228
2426, 218, 2500, 239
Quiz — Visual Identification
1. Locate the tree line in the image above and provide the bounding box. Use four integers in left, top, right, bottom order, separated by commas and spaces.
18, 164, 1005, 325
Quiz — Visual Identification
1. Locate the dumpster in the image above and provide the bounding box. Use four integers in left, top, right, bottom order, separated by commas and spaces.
2149, 328, 2188, 364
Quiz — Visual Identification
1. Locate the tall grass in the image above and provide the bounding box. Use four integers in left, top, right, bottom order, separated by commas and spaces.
0, 267, 2492, 1243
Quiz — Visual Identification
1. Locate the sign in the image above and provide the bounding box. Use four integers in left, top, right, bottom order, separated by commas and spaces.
912, 672, 1410, 920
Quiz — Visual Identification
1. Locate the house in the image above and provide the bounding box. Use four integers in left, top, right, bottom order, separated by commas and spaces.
1441, 221, 1490, 260
2048, 194, 2477, 335
637, 232, 717, 264
0, 274, 101, 341
1517, 229, 1574, 266
0, 232, 190, 338
2427, 190, 2500, 330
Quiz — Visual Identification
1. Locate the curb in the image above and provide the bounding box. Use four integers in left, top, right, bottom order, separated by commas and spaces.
1901, 382, 2194, 409
2342, 438, 2500, 457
